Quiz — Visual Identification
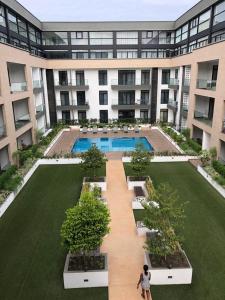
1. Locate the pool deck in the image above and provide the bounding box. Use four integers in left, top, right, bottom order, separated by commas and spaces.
46, 127, 179, 156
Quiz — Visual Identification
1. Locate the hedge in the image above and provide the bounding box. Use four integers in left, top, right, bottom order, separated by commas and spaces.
212, 160, 225, 178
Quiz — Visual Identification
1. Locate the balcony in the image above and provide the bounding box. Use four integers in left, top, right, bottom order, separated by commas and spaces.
183, 79, 190, 93
10, 82, 27, 93
0, 124, 6, 139
54, 79, 89, 91
194, 111, 212, 127
111, 79, 151, 90
111, 99, 150, 109
56, 100, 89, 110
168, 78, 179, 89
167, 100, 178, 111
196, 79, 216, 91
15, 114, 31, 129
36, 104, 45, 119
33, 80, 43, 93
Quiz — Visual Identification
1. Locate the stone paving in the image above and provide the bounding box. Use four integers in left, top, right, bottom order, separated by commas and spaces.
101, 160, 152, 300
46, 127, 179, 156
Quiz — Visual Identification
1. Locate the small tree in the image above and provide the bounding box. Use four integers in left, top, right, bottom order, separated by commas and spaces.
81, 145, 105, 179
130, 143, 152, 177
61, 190, 110, 270
144, 183, 187, 264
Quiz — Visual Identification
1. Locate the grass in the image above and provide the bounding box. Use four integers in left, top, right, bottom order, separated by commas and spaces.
125, 162, 225, 300
0, 164, 107, 300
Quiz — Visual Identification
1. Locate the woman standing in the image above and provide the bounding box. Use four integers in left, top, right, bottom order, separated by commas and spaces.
137, 264, 151, 299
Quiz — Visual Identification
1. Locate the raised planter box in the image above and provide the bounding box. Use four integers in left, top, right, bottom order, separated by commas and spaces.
83, 177, 107, 191
136, 221, 158, 236
63, 253, 108, 289
127, 176, 150, 191
144, 251, 193, 285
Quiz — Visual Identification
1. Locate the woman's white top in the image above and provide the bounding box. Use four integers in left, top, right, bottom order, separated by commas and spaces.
141, 272, 151, 290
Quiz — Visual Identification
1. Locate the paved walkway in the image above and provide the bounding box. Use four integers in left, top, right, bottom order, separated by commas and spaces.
101, 160, 152, 300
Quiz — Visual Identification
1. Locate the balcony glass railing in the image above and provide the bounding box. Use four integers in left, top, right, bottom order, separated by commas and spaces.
0, 124, 6, 138
197, 79, 217, 90
182, 104, 189, 111
194, 110, 212, 126
55, 79, 88, 86
183, 79, 190, 86
111, 79, 150, 86
36, 104, 45, 113
169, 78, 179, 86
33, 80, 43, 89
15, 113, 30, 129
167, 100, 178, 108
10, 82, 27, 92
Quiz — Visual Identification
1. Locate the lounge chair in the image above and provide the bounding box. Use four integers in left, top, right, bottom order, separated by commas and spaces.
123, 126, 128, 133
82, 127, 88, 134
134, 125, 140, 133
93, 126, 98, 134
103, 127, 108, 134
113, 126, 119, 133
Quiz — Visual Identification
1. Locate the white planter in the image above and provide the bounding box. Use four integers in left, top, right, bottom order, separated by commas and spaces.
63, 253, 108, 289
132, 197, 146, 209
83, 177, 107, 191
136, 221, 154, 236
123, 156, 198, 163
197, 166, 225, 199
144, 251, 193, 285
127, 176, 150, 191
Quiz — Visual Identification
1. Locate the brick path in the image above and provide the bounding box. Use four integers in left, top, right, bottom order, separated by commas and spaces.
101, 160, 152, 300
47, 127, 179, 156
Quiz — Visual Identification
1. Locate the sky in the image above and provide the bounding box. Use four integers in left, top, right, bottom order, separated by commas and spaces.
17, 0, 200, 22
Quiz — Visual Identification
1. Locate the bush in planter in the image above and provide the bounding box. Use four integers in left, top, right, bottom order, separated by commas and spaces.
130, 144, 152, 178
81, 145, 106, 179
143, 183, 187, 265
212, 160, 225, 178
61, 191, 110, 271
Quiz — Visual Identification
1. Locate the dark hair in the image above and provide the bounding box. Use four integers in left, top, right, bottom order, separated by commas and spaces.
143, 264, 149, 275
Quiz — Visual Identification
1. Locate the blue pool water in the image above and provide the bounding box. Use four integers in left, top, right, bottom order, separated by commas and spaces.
72, 137, 153, 153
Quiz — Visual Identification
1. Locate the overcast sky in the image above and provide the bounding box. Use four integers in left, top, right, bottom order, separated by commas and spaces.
17, 0, 200, 22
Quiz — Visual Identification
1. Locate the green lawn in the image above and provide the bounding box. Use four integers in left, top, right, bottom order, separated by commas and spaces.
0, 164, 107, 300
125, 162, 225, 300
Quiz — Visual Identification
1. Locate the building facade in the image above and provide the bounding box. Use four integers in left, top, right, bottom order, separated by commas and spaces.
1, 0, 225, 168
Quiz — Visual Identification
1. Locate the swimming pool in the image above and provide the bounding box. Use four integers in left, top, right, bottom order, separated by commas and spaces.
72, 137, 153, 153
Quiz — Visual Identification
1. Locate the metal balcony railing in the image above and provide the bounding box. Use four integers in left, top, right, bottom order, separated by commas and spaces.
197, 79, 217, 90
111, 79, 150, 86
55, 79, 88, 86
194, 110, 212, 126
10, 82, 27, 92
169, 78, 179, 86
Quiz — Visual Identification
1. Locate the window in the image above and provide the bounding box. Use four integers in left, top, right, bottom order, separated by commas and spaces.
141, 71, 150, 85
116, 31, 138, 45
90, 50, 113, 59
42, 32, 68, 45
0, 32, 7, 43
78, 110, 87, 121
159, 31, 174, 44
72, 50, 88, 59
214, 1, 225, 25
99, 70, 107, 85
161, 90, 169, 104
0, 5, 6, 27
60, 91, 70, 106
71, 32, 88, 45
162, 70, 170, 84
142, 31, 158, 44
158, 49, 171, 58
190, 18, 198, 36
198, 10, 210, 32
140, 110, 149, 120
196, 36, 208, 48
118, 91, 135, 105
141, 91, 149, 104
18, 19, 27, 38
89, 32, 113, 45
76, 71, 85, 86
99, 91, 108, 105
160, 109, 168, 122
117, 50, 138, 59
212, 30, 225, 42
141, 50, 157, 58
189, 40, 197, 52
118, 70, 135, 85
8, 12, 18, 33
176, 23, 188, 42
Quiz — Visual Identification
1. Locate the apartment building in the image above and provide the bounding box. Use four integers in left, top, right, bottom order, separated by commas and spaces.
1, 0, 225, 167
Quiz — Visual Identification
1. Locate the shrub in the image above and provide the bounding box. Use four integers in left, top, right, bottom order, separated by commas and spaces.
130, 143, 152, 177
0, 165, 17, 190
81, 145, 106, 178
187, 139, 201, 153
212, 160, 225, 178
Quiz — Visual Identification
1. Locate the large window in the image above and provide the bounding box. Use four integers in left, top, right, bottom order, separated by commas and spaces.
89, 32, 113, 45
43, 32, 68, 45
159, 31, 174, 44
116, 31, 138, 45
190, 9, 210, 37
214, 1, 225, 25
18, 19, 27, 38
142, 31, 158, 44
0, 32, 7, 43
175, 23, 188, 43
72, 50, 88, 59
118, 91, 135, 105
8, 12, 18, 33
161, 90, 169, 104
99, 91, 108, 105
71, 32, 88, 45
117, 49, 138, 59
90, 50, 113, 59
141, 50, 157, 58
0, 5, 6, 27
99, 70, 107, 85
162, 70, 170, 84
